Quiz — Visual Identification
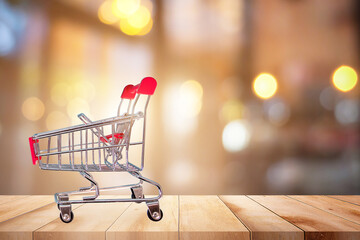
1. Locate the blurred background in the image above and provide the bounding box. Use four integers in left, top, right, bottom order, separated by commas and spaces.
0, 0, 359, 195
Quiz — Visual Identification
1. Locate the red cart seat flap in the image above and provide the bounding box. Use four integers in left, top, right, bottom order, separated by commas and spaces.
29, 137, 41, 165
100, 133, 124, 143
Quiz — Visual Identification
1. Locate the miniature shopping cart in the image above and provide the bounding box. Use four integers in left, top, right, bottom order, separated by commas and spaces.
29, 77, 163, 223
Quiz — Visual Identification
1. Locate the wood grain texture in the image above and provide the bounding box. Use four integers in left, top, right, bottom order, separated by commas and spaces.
179, 195, 249, 240
330, 195, 360, 206
107, 195, 178, 240
290, 195, 360, 225
249, 195, 360, 240
0, 195, 54, 223
34, 201, 131, 240
220, 195, 303, 240
0, 196, 29, 205
0, 203, 82, 240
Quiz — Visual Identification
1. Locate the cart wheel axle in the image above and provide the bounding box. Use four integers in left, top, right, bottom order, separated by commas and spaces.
60, 211, 74, 223
147, 209, 163, 221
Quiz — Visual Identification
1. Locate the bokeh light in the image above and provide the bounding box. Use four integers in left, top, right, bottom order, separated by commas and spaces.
127, 6, 151, 29
112, 0, 141, 18
222, 120, 250, 152
119, 18, 142, 35
253, 73, 278, 99
332, 66, 358, 92
51, 82, 68, 107
265, 99, 291, 126
97, 0, 153, 36
163, 80, 203, 135
220, 99, 244, 122
0, 22, 16, 56
137, 18, 153, 36
98, 0, 119, 25
319, 87, 337, 110
46, 111, 70, 130
21, 97, 45, 121
180, 80, 203, 117
334, 99, 359, 125
166, 160, 196, 187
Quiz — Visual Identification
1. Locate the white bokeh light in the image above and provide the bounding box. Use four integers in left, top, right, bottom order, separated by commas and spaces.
163, 80, 203, 136
222, 120, 251, 152
335, 99, 359, 125
267, 100, 291, 126
166, 160, 196, 187
319, 87, 337, 110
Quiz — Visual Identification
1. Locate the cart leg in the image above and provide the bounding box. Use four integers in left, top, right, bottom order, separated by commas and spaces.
130, 185, 144, 201
146, 200, 163, 221
58, 194, 74, 223
79, 171, 99, 200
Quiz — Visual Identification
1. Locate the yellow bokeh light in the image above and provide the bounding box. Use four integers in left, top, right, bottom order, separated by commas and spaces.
119, 18, 142, 35
46, 111, 70, 130
180, 80, 203, 100
51, 82, 68, 107
332, 65, 358, 92
180, 80, 203, 117
253, 73, 278, 99
112, 0, 140, 18
98, 0, 119, 25
22, 97, 45, 121
220, 100, 244, 122
137, 18, 153, 36
127, 6, 151, 29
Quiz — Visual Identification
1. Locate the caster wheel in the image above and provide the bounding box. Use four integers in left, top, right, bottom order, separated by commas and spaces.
60, 211, 74, 223
147, 209, 163, 222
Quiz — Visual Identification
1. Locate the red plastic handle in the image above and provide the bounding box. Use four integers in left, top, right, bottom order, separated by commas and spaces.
135, 77, 157, 95
29, 137, 40, 165
100, 133, 124, 143
121, 84, 137, 99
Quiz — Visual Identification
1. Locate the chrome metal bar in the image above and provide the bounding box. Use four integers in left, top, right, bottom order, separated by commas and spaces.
80, 130, 83, 167
117, 99, 123, 116
57, 135, 61, 168
141, 95, 151, 170
68, 133, 71, 166
85, 129, 88, 170
92, 131, 95, 168
47, 137, 51, 167
98, 132, 101, 170
112, 124, 115, 169
71, 132, 75, 170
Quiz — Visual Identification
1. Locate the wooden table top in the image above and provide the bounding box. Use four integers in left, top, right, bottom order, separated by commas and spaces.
0, 195, 359, 240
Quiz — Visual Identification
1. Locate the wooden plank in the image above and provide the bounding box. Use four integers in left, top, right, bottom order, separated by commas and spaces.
107, 195, 178, 240
0, 203, 82, 240
330, 196, 360, 206
290, 195, 360, 225
0, 195, 54, 222
35, 199, 131, 240
179, 195, 249, 240
249, 195, 360, 240
0, 196, 29, 205
220, 195, 303, 240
